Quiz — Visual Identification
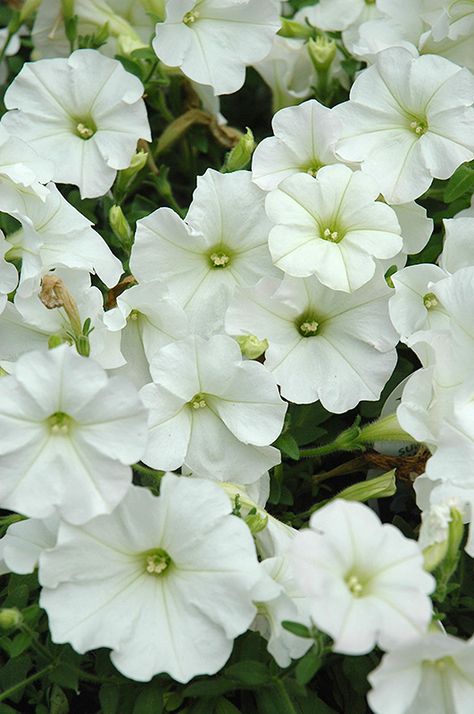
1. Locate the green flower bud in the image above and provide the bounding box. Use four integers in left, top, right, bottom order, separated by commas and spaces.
358, 413, 416, 445
222, 128, 256, 173
308, 36, 337, 73
61, 0, 76, 21
19, 0, 43, 22
0, 608, 22, 630
114, 150, 148, 198
245, 509, 268, 535
335, 470, 397, 504
423, 540, 449, 573
109, 205, 133, 249
236, 334, 268, 360
278, 18, 315, 40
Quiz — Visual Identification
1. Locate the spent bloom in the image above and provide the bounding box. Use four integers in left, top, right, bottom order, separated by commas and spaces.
290, 500, 435, 655
2, 49, 151, 198
152, 0, 280, 95
39, 475, 264, 682
0, 345, 148, 524
334, 48, 474, 204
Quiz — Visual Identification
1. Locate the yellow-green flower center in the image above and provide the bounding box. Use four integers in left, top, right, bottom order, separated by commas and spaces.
423, 292, 438, 309
189, 393, 207, 410
75, 119, 96, 140
321, 227, 342, 243
409, 117, 428, 137
183, 9, 199, 24
47, 411, 72, 435
143, 548, 172, 576
209, 251, 231, 268
346, 573, 365, 597
296, 313, 320, 337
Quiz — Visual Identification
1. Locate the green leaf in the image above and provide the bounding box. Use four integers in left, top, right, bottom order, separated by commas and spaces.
224, 661, 270, 686
163, 692, 184, 712
281, 621, 312, 639
295, 648, 323, 685
444, 164, 474, 202
99, 684, 120, 714
132, 686, 164, 714
188, 700, 217, 714
184, 680, 237, 698
274, 433, 300, 460
8, 631, 33, 658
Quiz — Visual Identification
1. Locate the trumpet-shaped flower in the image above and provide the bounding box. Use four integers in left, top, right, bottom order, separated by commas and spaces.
39, 475, 263, 682
0, 345, 148, 524
1, 182, 122, 294
141, 334, 287, 483
0, 125, 53, 209
0, 234, 17, 316
266, 165, 402, 292
225, 272, 398, 411
290, 500, 435, 655
368, 631, 474, 714
334, 48, 474, 204
2, 49, 151, 198
152, 0, 280, 95
252, 100, 344, 191
131, 169, 277, 336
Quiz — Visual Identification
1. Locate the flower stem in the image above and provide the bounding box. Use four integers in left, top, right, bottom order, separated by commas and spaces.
0, 664, 55, 702
273, 679, 299, 714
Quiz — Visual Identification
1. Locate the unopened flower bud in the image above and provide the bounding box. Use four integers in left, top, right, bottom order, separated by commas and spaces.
19, 0, 42, 21
109, 205, 133, 249
61, 0, 75, 21
114, 150, 148, 197
116, 34, 147, 56
0, 608, 22, 630
278, 18, 314, 40
222, 128, 256, 173
245, 509, 268, 535
336, 470, 397, 504
424, 540, 449, 572
236, 334, 268, 360
308, 36, 337, 73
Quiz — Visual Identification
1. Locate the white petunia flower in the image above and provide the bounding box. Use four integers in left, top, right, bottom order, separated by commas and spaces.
252, 100, 344, 191
266, 165, 402, 292
334, 48, 474, 204
103, 279, 189, 388
0, 515, 60, 576
252, 554, 313, 668
308, 0, 381, 33
440, 216, 474, 273
0, 268, 123, 369
225, 272, 398, 411
289, 500, 435, 655
389, 264, 449, 342
39, 474, 264, 682
423, 0, 474, 41
2, 49, 151, 198
0, 344, 148, 524
252, 36, 314, 113
152, 0, 280, 95
31, 0, 156, 59
368, 631, 474, 714
0, 125, 53, 209
1, 182, 122, 293
0, 233, 18, 316
141, 334, 287, 483
131, 169, 278, 336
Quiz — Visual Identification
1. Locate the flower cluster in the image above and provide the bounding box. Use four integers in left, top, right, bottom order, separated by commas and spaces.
0, 1, 473, 712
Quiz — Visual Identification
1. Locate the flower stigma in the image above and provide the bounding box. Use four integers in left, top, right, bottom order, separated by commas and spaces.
76, 122, 96, 140
423, 292, 438, 309
346, 573, 365, 597
47, 411, 72, 435
189, 393, 207, 410
409, 118, 428, 136
209, 252, 231, 268
183, 9, 200, 24
322, 227, 341, 243
297, 314, 320, 337
144, 548, 172, 576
